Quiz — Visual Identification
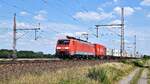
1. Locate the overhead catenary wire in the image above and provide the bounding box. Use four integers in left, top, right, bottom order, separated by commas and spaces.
16, 31, 30, 40
41, 0, 92, 37
40, 0, 85, 36
1, 0, 40, 21
1, 0, 88, 39
106, 27, 121, 37
41, 0, 81, 23
76, 0, 88, 12
0, 0, 35, 16
54, 0, 94, 37
0, 0, 45, 41
56, 0, 95, 37
41, 0, 47, 4
0, 0, 40, 30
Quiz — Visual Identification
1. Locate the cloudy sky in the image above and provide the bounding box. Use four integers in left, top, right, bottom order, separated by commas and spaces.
0, 0, 150, 55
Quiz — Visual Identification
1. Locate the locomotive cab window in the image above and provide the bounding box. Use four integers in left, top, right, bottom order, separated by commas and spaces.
58, 40, 70, 45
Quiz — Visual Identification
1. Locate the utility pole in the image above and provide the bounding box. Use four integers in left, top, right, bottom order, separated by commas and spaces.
12, 13, 17, 60
12, 14, 40, 60
134, 35, 136, 57
96, 26, 99, 38
95, 8, 125, 57
120, 8, 125, 57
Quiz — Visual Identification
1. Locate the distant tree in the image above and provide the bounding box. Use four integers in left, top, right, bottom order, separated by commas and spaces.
0, 49, 13, 58
0, 49, 55, 58
143, 55, 150, 59
17, 51, 36, 58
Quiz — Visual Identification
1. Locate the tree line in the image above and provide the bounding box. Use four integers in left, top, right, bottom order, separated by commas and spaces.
0, 49, 55, 58
143, 55, 150, 59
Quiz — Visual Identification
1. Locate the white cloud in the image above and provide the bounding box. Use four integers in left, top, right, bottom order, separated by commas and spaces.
73, 11, 113, 21
75, 32, 88, 36
16, 22, 36, 29
41, 22, 85, 32
34, 14, 46, 21
97, 7, 104, 11
125, 27, 150, 41
147, 13, 150, 17
110, 19, 121, 24
101, 2, 113, 7
134, 7, 142, 10
0, 20, 37, 29
61, 32, 74, 37
20, 11, 29, 16
34, 10, 47, 21
113, 0, 118, 2
0, 20, 12, 28
113, 6, 135, 16
140, 0, 150, 6
38, 10, 47, 14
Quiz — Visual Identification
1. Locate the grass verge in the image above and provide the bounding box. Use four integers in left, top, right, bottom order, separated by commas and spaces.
148, 68, 150, 84
147, 60, 150, 84
87, 63, 134, 84
121, 59, 146, 67
0, 62, 134, 84
130, 68, 144, 84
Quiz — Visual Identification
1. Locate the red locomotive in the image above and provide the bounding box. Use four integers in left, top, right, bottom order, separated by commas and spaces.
56, 36, 106, 59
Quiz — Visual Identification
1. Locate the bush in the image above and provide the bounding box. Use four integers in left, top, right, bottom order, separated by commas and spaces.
0, 49, 55, 58
87, 63, 134, 84
143, 55, 150, 59
132, 60, 144, 67
121, 60, 130, 64
88, 68, 110, 84
0, 49, 13, 58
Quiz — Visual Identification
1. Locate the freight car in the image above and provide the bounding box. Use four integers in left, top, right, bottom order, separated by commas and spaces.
94, 44, 106, 59
56, 36, 106, 59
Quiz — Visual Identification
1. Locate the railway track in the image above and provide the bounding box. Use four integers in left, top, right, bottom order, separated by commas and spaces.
0, 59, 118, 80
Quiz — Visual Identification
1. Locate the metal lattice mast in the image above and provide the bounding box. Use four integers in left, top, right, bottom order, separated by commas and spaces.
120, 8, 125, 57
134, 35, 136, 57
95, 8, 125, 57
12, 14, 40, 60
12, 13, 17, 60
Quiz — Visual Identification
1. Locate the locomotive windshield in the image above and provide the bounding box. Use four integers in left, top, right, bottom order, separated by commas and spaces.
58, 40, 70, 45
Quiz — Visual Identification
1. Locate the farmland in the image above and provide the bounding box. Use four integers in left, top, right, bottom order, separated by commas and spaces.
0, 58, 149, 84
1, 62, 133, 84
0, 59, 134, 84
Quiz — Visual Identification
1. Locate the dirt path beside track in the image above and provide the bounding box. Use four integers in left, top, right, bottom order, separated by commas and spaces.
138, 69, 148, 84
118, 68, 140, 84
119, 60, 150, 84
138, 59, 150, 84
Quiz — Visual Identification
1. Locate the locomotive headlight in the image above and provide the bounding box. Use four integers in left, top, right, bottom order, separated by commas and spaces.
64, 47, 69, 49
56, 47, 61, 49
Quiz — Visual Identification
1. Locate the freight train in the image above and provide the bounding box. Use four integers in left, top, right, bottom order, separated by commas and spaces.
56, 36, 135, 59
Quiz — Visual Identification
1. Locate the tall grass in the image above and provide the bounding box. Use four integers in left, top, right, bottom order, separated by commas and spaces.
87, 63, 134, 84
132, 60, 145, 67
1, 66, 99, 84
121, 59, 146, 67
88, 67, 109, 84
1, 63, 134, 84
